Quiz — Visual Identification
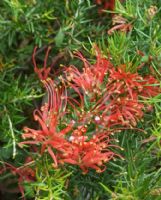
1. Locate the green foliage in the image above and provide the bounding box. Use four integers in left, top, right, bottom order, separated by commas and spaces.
100, 149, 161, 200
32, 157, 72, 200
0, 68, 41, 161
0, 0, 160, 200
107, 32, 131, 66
0, 0, 99, 69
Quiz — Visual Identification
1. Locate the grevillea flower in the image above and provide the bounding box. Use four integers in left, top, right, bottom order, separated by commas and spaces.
106, 67, 144, 99
19, 47, 123, 173
101, 66, 160, 128
102, 97, 144, 127
65, 46, 112, 96
21, 46, 160, 175
19, 47, 75, 167
64, 48, 160, 128
20, 75, 120, 173
20, 78, 75, 168
58, 126, 122, 173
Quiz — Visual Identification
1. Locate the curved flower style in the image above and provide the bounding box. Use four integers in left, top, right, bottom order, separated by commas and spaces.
32, 46, 51, 80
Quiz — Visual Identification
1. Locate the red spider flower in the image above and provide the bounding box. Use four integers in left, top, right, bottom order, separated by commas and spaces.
58, 127, 123, 173
20, 47, 76, 168
106, 67, 144, 99
19, 78, 75, 168
102, 96, 144, 127
103, 67, 142, 127
20, 77, 121, 173
101, 66, 160, 128
65, 46, 112, 96
21, 45, 160, 175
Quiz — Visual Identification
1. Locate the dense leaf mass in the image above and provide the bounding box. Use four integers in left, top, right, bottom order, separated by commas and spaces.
0, 0, 161, 200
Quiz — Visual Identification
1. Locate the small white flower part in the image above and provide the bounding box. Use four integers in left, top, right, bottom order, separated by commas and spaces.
69, 136, 75, 141
71, 120, 76, 124
95, 116, 100, 121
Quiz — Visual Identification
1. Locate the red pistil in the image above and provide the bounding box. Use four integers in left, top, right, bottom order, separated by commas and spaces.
32, 46, 51, 80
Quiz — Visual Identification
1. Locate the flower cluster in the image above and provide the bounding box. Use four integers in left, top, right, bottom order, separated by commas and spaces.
20, 46, 160, 175
102, 67, 160, 127
58, 127, 123, 173
20, 47, 121, 174
65, 50, 160, 128
20, 78, 120, 173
